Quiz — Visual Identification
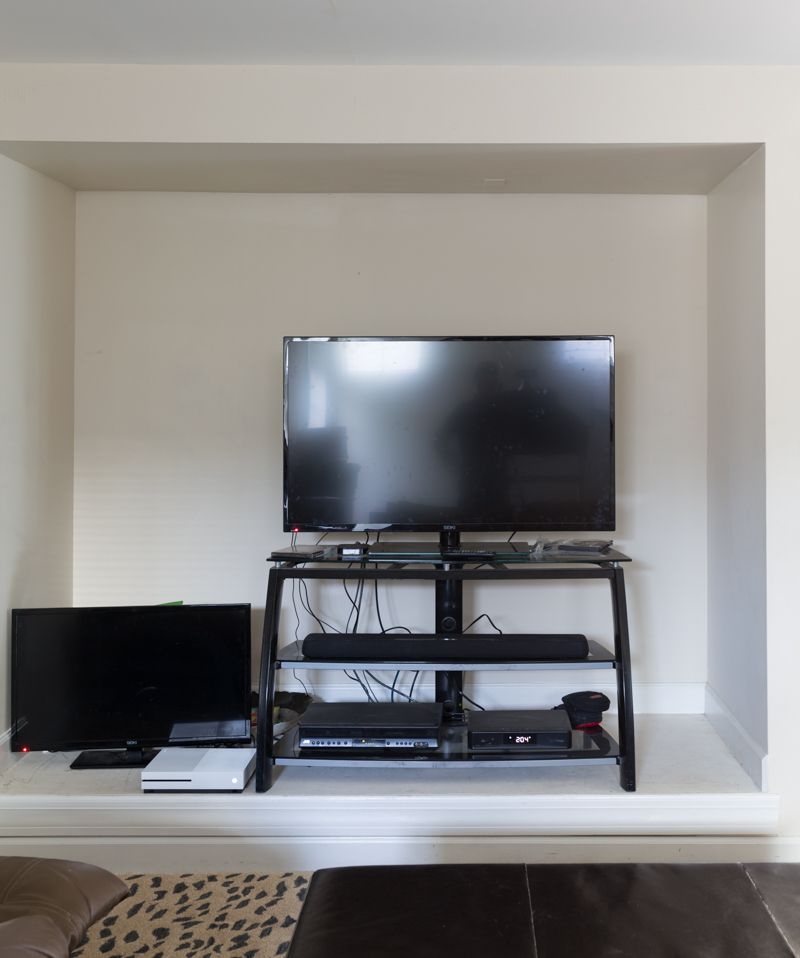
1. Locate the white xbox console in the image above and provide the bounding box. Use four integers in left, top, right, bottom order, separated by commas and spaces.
141, 747, 256, 792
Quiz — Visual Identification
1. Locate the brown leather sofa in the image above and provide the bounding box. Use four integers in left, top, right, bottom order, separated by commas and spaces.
287, 862, 800, 958
0, 857, 129, 958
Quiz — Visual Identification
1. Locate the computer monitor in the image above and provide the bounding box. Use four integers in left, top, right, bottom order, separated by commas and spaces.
11, 604, 252, 768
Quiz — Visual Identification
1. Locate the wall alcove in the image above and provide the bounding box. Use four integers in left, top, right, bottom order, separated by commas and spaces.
0, 139, 772, 869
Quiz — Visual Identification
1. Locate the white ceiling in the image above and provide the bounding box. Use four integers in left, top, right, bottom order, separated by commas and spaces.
0, 142, 758, 194
0, 0, 799, 65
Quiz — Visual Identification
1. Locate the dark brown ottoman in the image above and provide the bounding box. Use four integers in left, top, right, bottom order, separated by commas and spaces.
288, 862, 800, 958
0, 857, 129, 958
287, 864, 535, 958
527, 863, 798, 958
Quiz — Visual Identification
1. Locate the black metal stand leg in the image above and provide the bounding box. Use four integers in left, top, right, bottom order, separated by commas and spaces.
256, 568, 284, 793
610, 565, 636, 791
435, 574, 463, 719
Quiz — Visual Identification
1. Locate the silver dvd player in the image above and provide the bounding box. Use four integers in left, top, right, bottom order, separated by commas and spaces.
299, 735, 439, 749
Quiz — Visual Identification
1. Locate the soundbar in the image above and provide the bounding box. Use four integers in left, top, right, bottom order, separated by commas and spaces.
302, 633, 589, 661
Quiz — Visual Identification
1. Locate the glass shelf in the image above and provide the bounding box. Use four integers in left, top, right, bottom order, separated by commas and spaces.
270, 545, 631, 566
271, 722, 619, 769
275, 638, 616, 671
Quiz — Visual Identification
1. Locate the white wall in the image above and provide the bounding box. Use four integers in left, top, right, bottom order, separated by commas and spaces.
706, 150, 766, 782
0, 156, 75, 732
74, 190, 707, 705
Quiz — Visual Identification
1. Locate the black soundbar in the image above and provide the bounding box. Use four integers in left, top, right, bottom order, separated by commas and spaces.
302, 633, 589, 661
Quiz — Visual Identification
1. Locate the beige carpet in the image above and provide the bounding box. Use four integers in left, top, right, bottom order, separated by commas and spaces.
73, 872, 311, 958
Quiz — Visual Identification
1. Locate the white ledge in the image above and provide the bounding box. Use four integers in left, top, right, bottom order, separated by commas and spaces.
0, 715, 777, 850
0, 789, 778, 839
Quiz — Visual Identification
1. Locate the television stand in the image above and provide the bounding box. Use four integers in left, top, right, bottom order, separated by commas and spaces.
70, 747, 160, 770
255, 543, 635, 793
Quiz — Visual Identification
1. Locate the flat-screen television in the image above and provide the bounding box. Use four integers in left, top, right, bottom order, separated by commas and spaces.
11, 604, 252, 768
284, 336, 614, 534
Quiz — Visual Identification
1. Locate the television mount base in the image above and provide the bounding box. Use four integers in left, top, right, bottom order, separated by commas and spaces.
70, 747, 159, 770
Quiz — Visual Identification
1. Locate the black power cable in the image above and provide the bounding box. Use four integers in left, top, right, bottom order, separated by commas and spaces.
461, 691, 485, 710
298, 578, 341, 634
463, 612, 503, 634
288, 579, 311, 696
344, 670, 376, 702
343, 571, 364, 634
364, 671, 416, 702
302, 549, 421, 704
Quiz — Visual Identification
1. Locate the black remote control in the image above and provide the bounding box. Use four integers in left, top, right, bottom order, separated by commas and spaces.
555, 540, 613, 554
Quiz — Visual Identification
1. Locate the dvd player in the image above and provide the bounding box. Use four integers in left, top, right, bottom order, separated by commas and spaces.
468, 709, 572, 752
302, 633, 589, 661
299, 701, 442, 750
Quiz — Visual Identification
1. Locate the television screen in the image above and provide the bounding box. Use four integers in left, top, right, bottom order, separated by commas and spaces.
11, 604, 252, 761
284, 336, 614, 532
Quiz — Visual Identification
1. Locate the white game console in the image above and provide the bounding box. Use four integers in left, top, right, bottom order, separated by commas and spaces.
141, 747, 257, 792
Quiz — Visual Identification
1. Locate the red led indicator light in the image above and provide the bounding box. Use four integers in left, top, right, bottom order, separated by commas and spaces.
292, 527, 300, 533
21, 746, 29, 753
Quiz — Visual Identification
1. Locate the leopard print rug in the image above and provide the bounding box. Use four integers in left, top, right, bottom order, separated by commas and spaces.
73, 872, 311, 958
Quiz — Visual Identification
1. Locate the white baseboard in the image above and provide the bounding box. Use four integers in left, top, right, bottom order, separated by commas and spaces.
705, 686, 767, 789
0, 834, 796, 874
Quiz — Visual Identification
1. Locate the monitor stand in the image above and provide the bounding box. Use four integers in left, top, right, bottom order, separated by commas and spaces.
70, 747, 160, 770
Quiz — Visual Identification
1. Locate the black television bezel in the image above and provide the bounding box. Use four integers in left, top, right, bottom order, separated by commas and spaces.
283, 334, 615, 534
10, 603, 252, 754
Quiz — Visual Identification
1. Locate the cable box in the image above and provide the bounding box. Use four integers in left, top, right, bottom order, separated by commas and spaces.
302, 633, 589, 662
299, 701, 442, 750
468, 709, 572, 752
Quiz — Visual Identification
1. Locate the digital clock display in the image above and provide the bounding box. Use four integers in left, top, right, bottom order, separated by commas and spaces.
505, 734, 534, 745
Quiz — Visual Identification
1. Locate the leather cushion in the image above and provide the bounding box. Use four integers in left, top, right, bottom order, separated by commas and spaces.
0, 857, 129, 951
527, 863, 794, 958
745, 863, 800, 954
289, 862, 800, 958
287, 863, 535, 958
0, 915, 70, 958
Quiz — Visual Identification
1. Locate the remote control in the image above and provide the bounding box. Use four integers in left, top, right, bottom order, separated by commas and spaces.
555, 540, 613, 554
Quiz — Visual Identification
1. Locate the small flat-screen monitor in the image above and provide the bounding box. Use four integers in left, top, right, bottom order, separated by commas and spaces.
284, 336, 614, 533
11, 604, 252, 768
